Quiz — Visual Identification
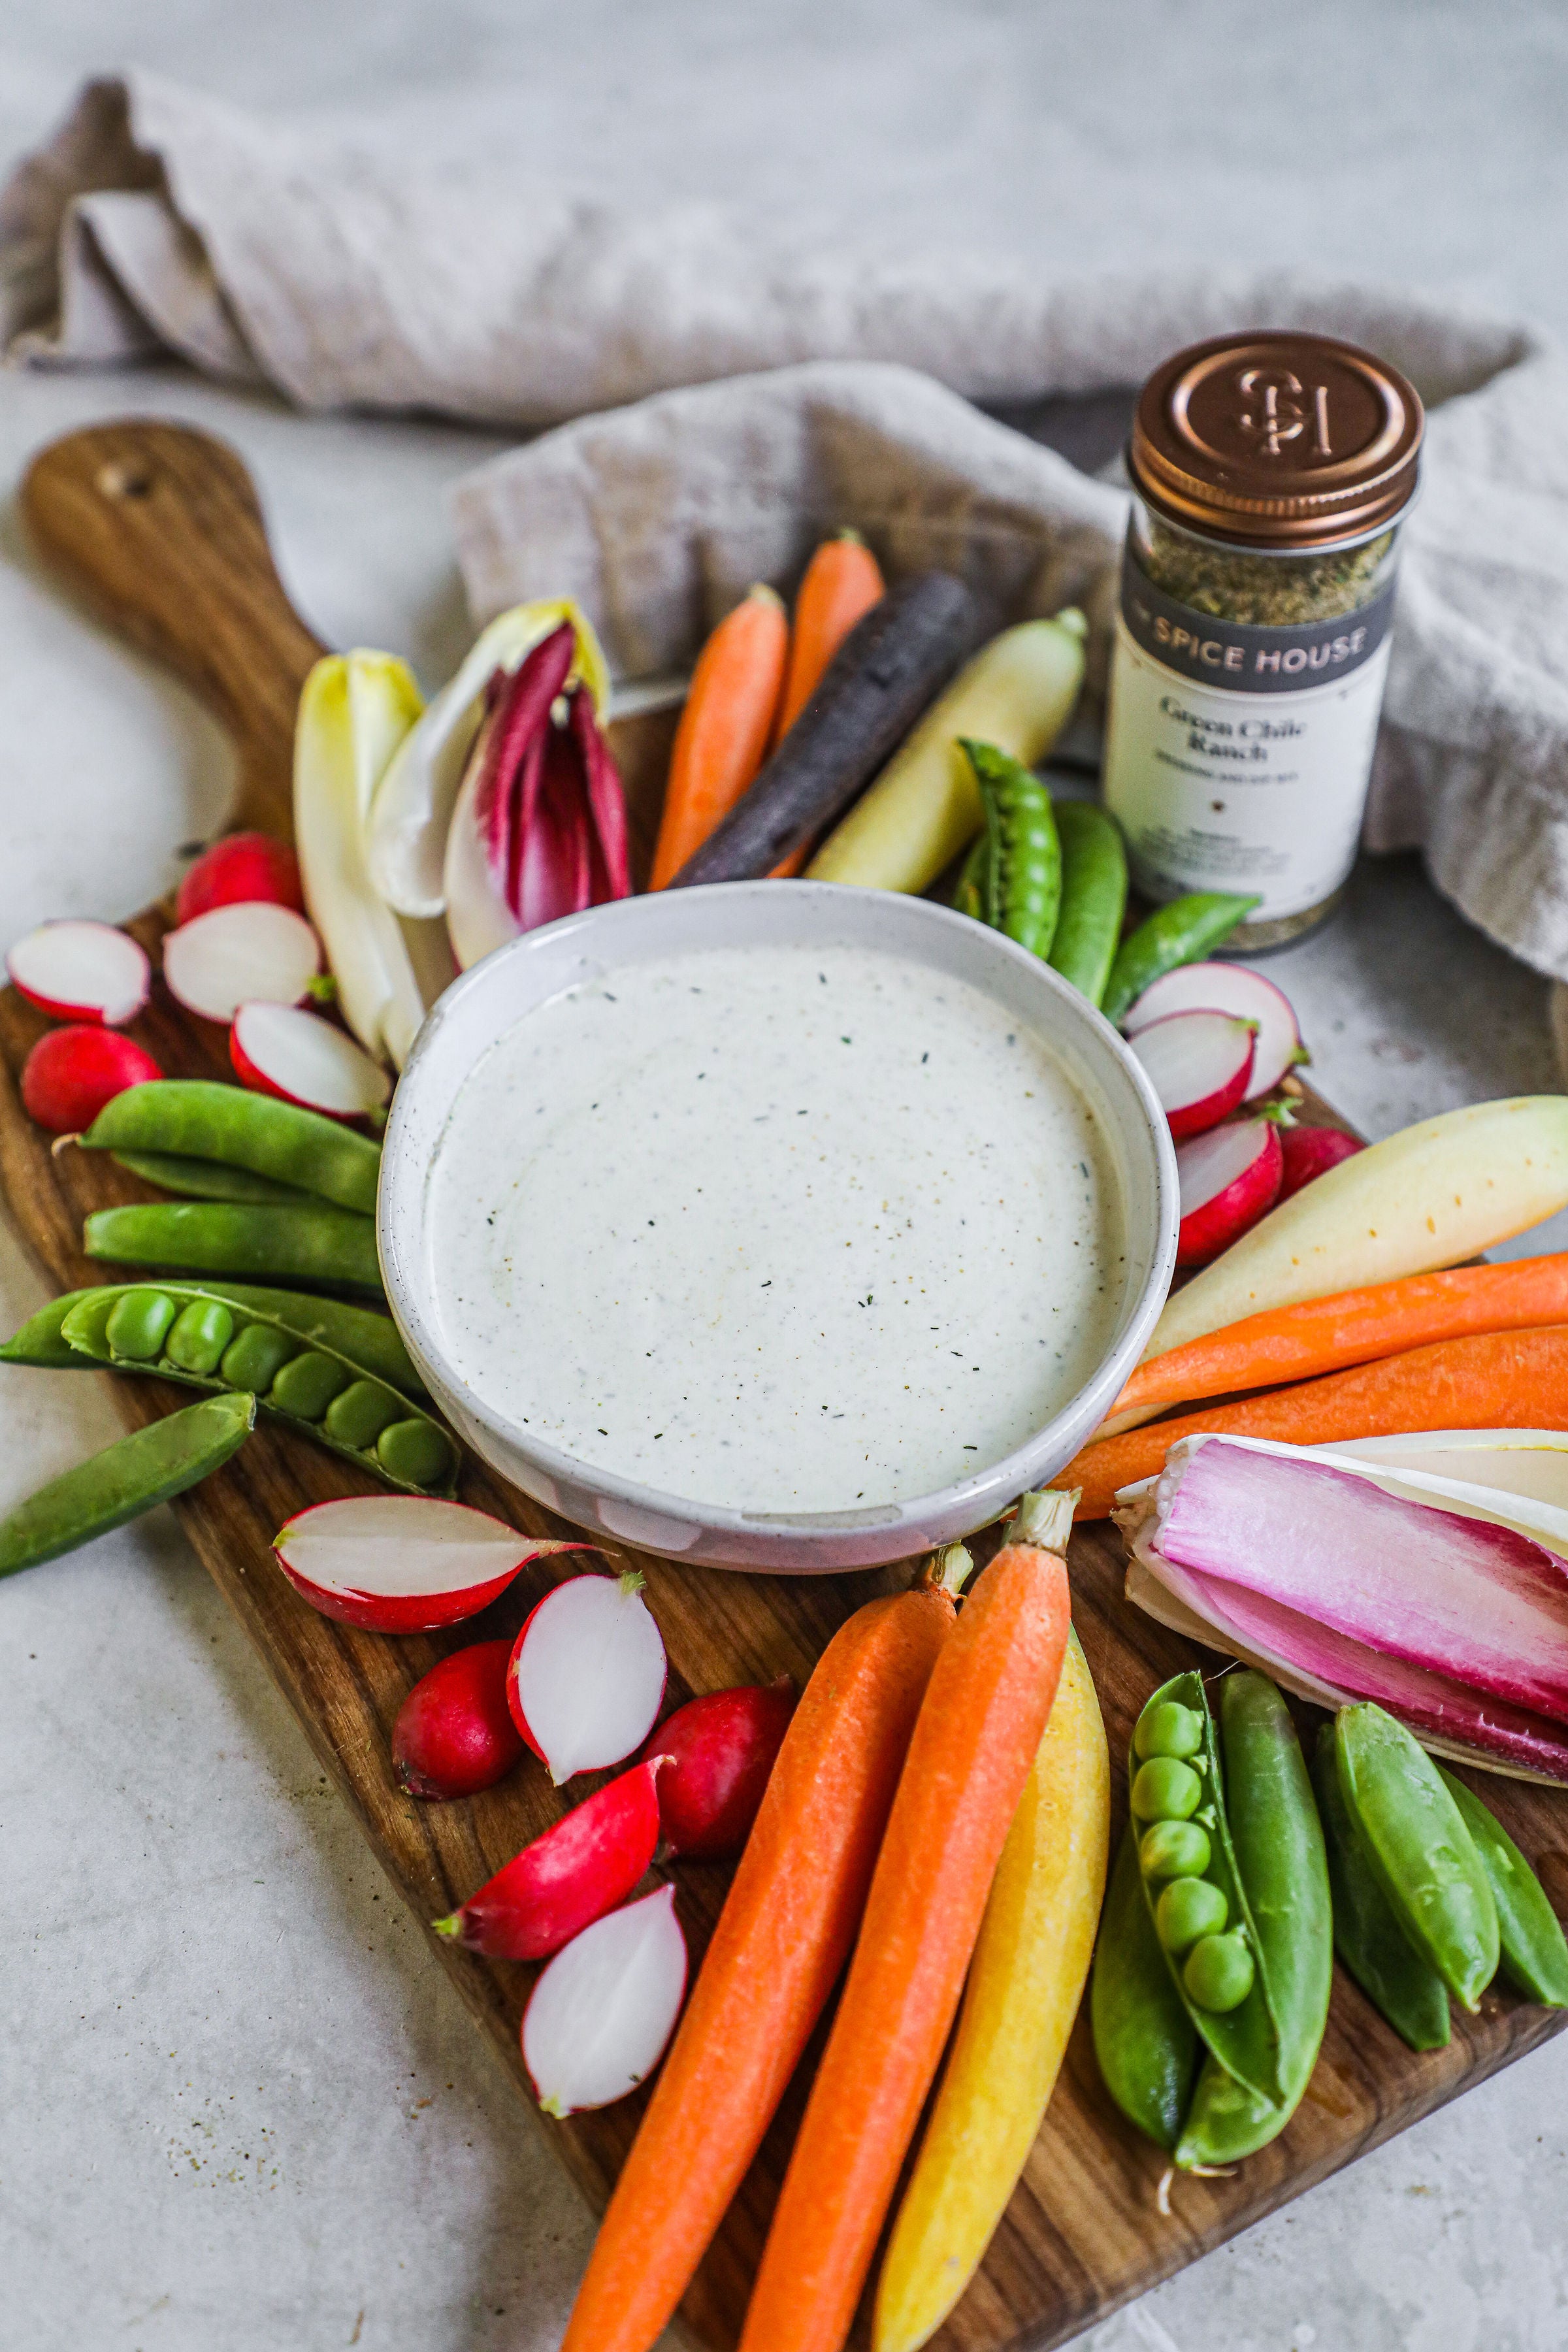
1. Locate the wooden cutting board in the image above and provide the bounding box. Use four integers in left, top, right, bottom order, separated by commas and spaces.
8, 418, 1567, 2352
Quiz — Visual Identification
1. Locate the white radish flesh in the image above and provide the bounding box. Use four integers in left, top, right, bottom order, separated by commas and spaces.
231, 1001, 391, 1118
1123, 961, 1303, 1099
1147, 1096, 1568, 1362
7, 920, 150, 1025
273, 1496, 586, 1635
1128, 1010, 1256, 1139
162, 902, 320, 1024
510, 1571, 668, 1786
523, 1884, 687, 2117
1176, 1119, 1282, 1266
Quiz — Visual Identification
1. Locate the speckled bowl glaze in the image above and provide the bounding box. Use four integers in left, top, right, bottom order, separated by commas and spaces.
379, 881, 1178, 1573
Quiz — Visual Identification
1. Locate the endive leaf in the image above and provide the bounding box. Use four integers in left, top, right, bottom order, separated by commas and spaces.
367, 599, 612, 919
294, 651, 455, 1069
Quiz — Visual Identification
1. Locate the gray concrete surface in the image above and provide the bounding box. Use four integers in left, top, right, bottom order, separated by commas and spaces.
3, 8, 1568, 2351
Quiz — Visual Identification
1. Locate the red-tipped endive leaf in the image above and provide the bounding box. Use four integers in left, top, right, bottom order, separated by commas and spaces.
569, 681, 632, 903
1149, 1436, 1568, 1725
272, 1495, 594, 1634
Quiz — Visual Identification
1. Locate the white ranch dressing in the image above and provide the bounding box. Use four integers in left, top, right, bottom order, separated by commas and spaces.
429, 941, 1125, 1514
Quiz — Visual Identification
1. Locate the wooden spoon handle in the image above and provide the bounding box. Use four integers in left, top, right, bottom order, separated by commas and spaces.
20, 419, 327, 840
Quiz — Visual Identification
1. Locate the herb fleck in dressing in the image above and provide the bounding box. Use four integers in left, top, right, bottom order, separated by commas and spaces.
429, 943, 1124, 1513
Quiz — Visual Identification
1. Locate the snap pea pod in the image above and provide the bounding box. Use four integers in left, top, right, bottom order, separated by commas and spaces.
78, 1080, 381, 1215
1130, 1671, 1285, 2104
1177, 1674, 1332, 2169
1048, 801, 1128, 1009
952, 836, 985, 921
956, 738, 1062, 959
0, 1390, 255, 1578
3, 1281, 425, 1399
1101, 891, 1261, 1028
0, 1292, 90, 1369
1438, 1767, 1568, 2008
1334, 1703, 1499, 2012
112, 1149, 320, 1207
1313, 1725, 1449, 2051
1091, 1820, 1198, 2151
57, 1283, 455, 1497
85, 1201, 382, 1296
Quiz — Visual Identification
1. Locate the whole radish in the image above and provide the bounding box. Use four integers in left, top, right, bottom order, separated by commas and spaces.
393, 1640, 523, 1801
21, 1026, 161, 1133
177, 832, 305, 924
509, 1569, 667, 1785
434, 1758, 668, 1960
640, 1678, 796, 1859
1279, 1123, 1364, 1201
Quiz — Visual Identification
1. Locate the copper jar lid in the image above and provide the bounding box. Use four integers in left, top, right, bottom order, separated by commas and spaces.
1129, 331, 1424, 548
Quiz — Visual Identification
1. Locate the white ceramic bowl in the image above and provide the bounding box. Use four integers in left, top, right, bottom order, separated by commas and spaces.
379, 882, 1177, 1573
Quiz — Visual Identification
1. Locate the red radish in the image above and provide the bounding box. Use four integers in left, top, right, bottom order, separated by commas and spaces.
393, 1639, 523, 1799
1175, 1118, 1284, 1266
21, 1025, 161, 1133
7, 919, 150, 1026
1279, 1122, 1365, 1201
509, 1569, 667, 1786
434, 1758, 667, 1959
523, 1883, 687, 2117
639, 1676, 796, 1859
162, 902, 320, 1024
231, 1001, 391, 1119
1123, 961, 1305, 1099
1129, 1009, 1257, 1139
176, 832, 304, 925
273, 1495, 591, 1635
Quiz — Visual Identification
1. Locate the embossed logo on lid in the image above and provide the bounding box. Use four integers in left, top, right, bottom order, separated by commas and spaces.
1130, 332, 1424, 547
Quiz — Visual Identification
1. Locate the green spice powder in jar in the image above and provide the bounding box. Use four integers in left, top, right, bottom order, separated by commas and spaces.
1103, 331, 1424, 947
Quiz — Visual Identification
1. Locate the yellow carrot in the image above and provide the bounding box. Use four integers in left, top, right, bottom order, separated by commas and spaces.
874, 1628, 1109, 2352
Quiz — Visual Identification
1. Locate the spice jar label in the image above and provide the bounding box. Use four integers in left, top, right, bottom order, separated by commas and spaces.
1103, 615, 1391, 923
1118, 549, 1396, 695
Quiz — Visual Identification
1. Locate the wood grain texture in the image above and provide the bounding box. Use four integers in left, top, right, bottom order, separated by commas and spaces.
8, 418, 1567, 2352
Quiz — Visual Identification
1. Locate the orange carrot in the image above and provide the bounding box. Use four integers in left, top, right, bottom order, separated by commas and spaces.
1060, 1323, 1568, 1519
737, 1491, 1074, 2352
650, 585, 788, 889
559, 1560, 964, 2352
767, 534, 886, 875
1107, 1254, 1568, 1427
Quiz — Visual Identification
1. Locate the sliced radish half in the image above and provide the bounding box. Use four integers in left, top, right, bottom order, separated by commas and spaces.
272, 1495, 590, 1634
177, 832, 304, 925
21, 1025, 161, 1133
1176, 1119, 1284, 1266
1129, 1010, 1256, 1139
1123, 961, 1305, 1100
231, 1002, 391, 1119
509, 1570, 668, 1786
522, 1884, 687, 2117
163, 902, 320, 1024
7, 919, 150, 1026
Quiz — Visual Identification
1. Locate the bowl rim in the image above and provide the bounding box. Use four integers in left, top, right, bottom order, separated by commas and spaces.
378, 881, 1179, 1552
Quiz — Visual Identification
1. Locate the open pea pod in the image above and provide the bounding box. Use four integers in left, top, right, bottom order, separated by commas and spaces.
56, 1282, 456, 1499
1130, 1669, 1286, 2106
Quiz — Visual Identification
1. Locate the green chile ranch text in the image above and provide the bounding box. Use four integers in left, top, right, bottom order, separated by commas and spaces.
1159, 696, 1305, 765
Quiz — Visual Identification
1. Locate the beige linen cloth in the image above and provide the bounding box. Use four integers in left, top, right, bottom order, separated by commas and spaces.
6, 73, 1568, 987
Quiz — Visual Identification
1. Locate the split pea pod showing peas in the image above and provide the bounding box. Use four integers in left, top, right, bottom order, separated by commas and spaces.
54, 1282, 456, 1497
2, 1281, 424, 1398
78, 1080, 381, 1216
956, 739, 1062, 960
1100, 890, 1262, 1028
84, 1200, 382, 1297
1437, 1766, 1568, 2008
0, 1391, 254, 1579
1313, 1724, 1449, 2051
1334, 1703, 1498, 2012
1047, 801, 1128, 1009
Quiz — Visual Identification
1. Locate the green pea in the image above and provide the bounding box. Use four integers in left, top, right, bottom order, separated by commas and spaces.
1184, 1933, 1256, 2014
59, 1293, 116, 1358
269, 1350, 351, 1421
1101, 890, 1261, 1027
377, 1418, 457, 1490
1130, 1756, 1201, 1823
1139, 1818, 1213, 1884
105, 1288, 178, 1362
324, 1379, 403, 1452
1135, 1699, 1203, 1762
220, 1323, 301, 1393
165, 1299, 236, 1376
1156, 1876, 1229, 1955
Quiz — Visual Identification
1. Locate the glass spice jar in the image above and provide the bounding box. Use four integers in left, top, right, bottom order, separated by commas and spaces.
1102, 331, 1424, 948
